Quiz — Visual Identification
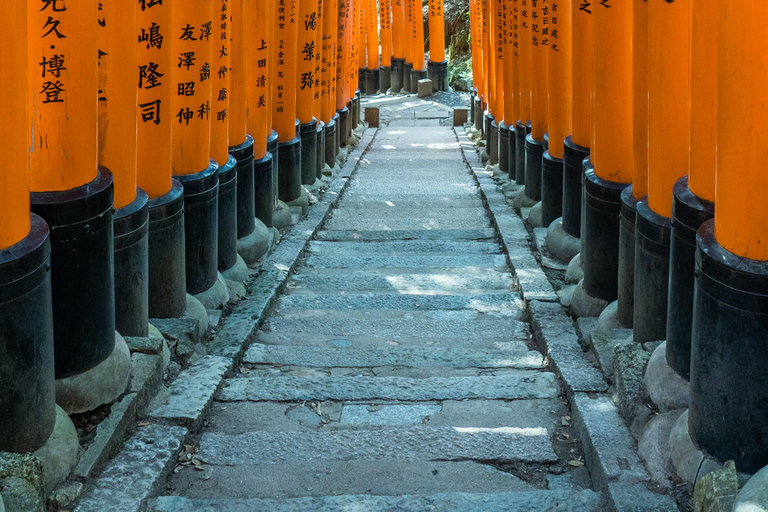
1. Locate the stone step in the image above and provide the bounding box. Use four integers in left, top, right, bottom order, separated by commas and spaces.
308, 240, 501, 255
277, 292, 522, 315
336, 198, 485, 209
254, 331, 529, 350
314, 228, 497, 241
328, 207, 489, 221
243, 343, 543, 369
286, 272, 515, 293
262, 313, 529, 340
340, 192, 481, 203
301, 254, 506, 270
217, 373, 558, 402
196, 425, 558, 466
154, 490, 601, 512
323, 217, 490, 231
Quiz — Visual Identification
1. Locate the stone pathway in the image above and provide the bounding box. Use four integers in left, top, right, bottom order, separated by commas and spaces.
153, 123, 600, 510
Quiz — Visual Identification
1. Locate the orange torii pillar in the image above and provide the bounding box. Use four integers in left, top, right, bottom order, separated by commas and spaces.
665, 0, 715, 379
480, 0, 495, 163
498, 0, 515, 177
541, 0, 574, 246
616, 0, 649, 328
403, 0, 414, 91
322, 0, 341, 168
171, 0, 225, 303
336, 0, 352, 145
514, 0, 532, 186
355, 3, 365, 93
273, 0, 303, 206
391, 0, 406, 92
266, 0, 280, 222
488, 0, 503, 166
0, 0, 58, 456
136, 0, 187, 320
469, 0, 482, 127
246, 0, 275, 232
99, 0, 148, 337
410, 0, 427, 88
298, 0, 320, 188
211, 0, 240, 277
632, 0, 689, 342
427, 0, 447, 91
574, 0, 632, 315
379, 0, 393, 92
522, 0, 548, 206
313, 0, 326, 182
560, 0, 591, 241
364, 0, 380, 94
29, 0, 131, 413
689, 0, 768, 473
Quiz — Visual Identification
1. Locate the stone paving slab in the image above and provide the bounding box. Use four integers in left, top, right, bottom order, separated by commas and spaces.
198, 425, 558, 465
217, 373, 558, 402
253, 331, 528, 349
74, 425, 188, 512
323, 217, 489, 231
154, 490, 601, 511
303, 253, 505, 270
314, 228, 497, 241
286, 271, 515, 292
328, 207, 489, 221
243, 344, 543, 369
337, 198, 485, 208
307, 240, 501, 254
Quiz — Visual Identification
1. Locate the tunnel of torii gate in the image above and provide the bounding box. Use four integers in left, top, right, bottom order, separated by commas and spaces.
466, 0, 768, 478
0, 0, 448, 488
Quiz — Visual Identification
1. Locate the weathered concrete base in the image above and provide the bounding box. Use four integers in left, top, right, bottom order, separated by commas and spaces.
270, 227, 281, 245
570, 280, 609, 318
192, 273, 230, 310
583, 306, 633, 382
32, 406, 79, 494
595, 301, 623, 334
669, 409, 723, 485
286, 188, 310, 217
695, 461, 739, 512
613, 339, 655, 421
304, 178, 324, 194
273, 201, 293, 230
637, 409, 685, 489
56, 332, 132, 414
546, 218, 581, 264
0, 477, 39, 512
527, 202, 543, 228
513, 187, 538, 209
565, 253, 584, 284
150, 294, 210, 346
147, 322, 162, 340
236, 220, 272, 267
644, 342, 690, 412
734, 463, 768, 511
221, 255, 249, 283
224, 279, 246, 301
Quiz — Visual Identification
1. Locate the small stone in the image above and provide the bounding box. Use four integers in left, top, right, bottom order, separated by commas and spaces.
0, 477, 41, 512
47, 481, 83, 509
613, 341, 652, 420
694, 460, 739, 512
0, 454, 43, 495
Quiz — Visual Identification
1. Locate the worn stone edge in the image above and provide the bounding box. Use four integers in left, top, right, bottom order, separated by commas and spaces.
454, 127, 678, 512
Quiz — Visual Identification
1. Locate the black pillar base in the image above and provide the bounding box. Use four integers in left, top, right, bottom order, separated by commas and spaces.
617, 186, 638, 328
690, 219, 768, 473
325, 117, 338, 167
114, 189, 149, 337
31, 169, 115, 379
474, 97, 483, 131
428, 60, 448, 91
217, 156, 238, 273
146, 180, 186, 319
175, 160, 219, 296
300, 118, 318, 185
253, 152, 274, 228
365, 68, 380, 95
563, 135, 589, 238
632, 200, 672, 343
667, 176, 714, 379
391, 58, 405, 92
278, 136, 302, 202
489, 120, 499, 166
507, 124, 517, 181
267, 130, 279, 211
582, 164, 628, 303
515, 121, 528, 185
231, 135, 256, 239
337, 107, 350, 147
316, 120, 325, 180
404, 62, 414, 92
541, 151, 564, 227
380, 66, 392, 94
0, 214, 56, 453
411, 69, 428, 92
524, 134, 545, 201
355, 90, 362, 125
483, 112, 494, 163
499, 122, 511, 175
358, 68, 366, 93
470, 89, 476, 124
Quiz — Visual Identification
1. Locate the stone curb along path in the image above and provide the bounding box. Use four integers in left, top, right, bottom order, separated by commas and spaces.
455, 128, 679, 512
72, 129, 377, 512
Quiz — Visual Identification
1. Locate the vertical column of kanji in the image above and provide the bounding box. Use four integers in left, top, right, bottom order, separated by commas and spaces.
266, 0, 280, 217
29, 0, 128, 415
560, 0, 591, 241
665, 0, 716, 379
410, 0, 426, 86
468, 0, 481, 126
514, 0, 531, 185
479, 0, 493, 156
273, 0, 303, 206
487, 0, 503, 166
427, 0, 446, 90
171, 0, 224, 302
616, 0, 648, 329
100, 0, 147, 338
136, 0, 187, 320
521, 0, 547, 205
336, 0, 351, 145
355, 1, 365, 95
391, 0, 406, 91
0, 0, 58, 458
499, 0, 515, 178
403, 0, 414, 91
541, 0, 572, 234
321, 0, 339, 167
313, 0, 326, 180
379, 0, 393, 92
212, 0, 240, 276
689, 0, 768, 474
633, 0, 689, 342
574, 0, 631, 316
297, 0, 319, 189
365, 0, 380, 94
